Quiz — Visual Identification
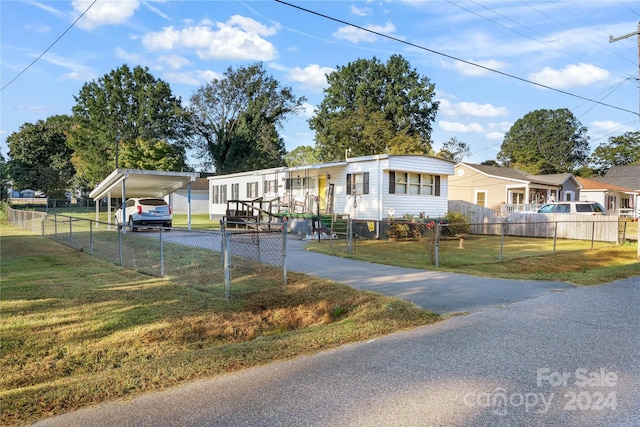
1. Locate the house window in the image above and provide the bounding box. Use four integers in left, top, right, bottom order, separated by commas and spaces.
212, 185, 219, 204
231, 183, 239, 200
389, 171, 439, 196
247, 182, 258, 198
220, 185, 227, 204
475, 190, 487, 207
263, 179, 277, 194
346, 172, 369, 195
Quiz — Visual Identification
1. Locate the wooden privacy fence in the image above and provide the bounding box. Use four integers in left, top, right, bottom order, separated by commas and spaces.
448, 200, 621, 242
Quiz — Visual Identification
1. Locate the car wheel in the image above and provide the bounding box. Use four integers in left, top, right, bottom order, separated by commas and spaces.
164, 222, 172, 231
128, 216, 138, 232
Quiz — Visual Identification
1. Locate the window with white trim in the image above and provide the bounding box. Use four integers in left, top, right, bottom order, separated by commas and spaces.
389, 171, 440, 196
220, 185, 227, 204
346, 172, 369, 195
263, 179, 277, 194
247, 182, 258, 198
212, 185, 219, 204
231, 183, 239, 200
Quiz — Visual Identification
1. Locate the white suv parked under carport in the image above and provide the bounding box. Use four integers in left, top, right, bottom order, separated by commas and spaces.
114, 198, 172, 231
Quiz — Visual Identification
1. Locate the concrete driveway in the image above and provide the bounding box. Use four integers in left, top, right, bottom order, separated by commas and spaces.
284, 237, 574, 314
32, 276, 639, 427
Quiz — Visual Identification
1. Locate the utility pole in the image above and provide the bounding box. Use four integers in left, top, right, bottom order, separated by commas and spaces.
610, 23, 640, 262
609, 22, 640, 118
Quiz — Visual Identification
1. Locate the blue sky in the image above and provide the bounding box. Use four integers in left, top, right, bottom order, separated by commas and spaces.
1, 0, 639, 169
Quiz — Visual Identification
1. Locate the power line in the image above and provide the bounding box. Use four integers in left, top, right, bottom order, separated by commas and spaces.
1, 0, 97, 92
274, 0, 639, 118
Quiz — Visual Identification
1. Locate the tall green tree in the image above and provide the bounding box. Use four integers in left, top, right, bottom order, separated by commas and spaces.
498, 108, 590, 174
589, 131, 640, 176
6, 115, 75, 198
309, 54, 438, 162
285, 145, 319, 167
437, 137, 471, 163
188, 63, 305, 174
68, 64, 189, 184
0, 153, 10, 202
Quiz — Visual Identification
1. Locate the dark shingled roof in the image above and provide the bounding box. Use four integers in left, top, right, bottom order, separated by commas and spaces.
462, 163, 575, 186
602, 165, 640, 191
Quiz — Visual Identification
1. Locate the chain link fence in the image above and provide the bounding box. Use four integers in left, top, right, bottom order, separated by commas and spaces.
6, 208, 287, 299
331, 217, 628, 267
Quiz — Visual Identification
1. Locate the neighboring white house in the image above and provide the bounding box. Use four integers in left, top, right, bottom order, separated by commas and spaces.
576, 176, 639, 218
207, 154, 455, 221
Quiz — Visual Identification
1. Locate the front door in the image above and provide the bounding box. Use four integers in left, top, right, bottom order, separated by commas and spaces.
318, 175, 327, 211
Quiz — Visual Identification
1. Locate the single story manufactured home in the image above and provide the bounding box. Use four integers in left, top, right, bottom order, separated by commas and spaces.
207, 154, 455, 222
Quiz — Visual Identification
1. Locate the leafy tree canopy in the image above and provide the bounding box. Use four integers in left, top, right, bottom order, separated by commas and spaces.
6, 115, 75, 198
68, 64, 189, 184
437, 137, 471, 163
188, 63, 305, 174
309, 54, 438, 162
285, 145, 319, 167
589, 131, 640, 176
498, 108, 590, 174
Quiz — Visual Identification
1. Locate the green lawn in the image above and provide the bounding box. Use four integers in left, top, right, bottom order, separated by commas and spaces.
307, 235, 640, 286
0, 224, 439, 426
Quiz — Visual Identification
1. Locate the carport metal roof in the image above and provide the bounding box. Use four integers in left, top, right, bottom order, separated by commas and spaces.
89, 169, 199, 200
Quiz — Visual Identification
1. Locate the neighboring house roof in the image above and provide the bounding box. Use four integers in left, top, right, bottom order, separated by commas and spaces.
578, 176, 638, 193
458, 163, 576, 187
601, 165, 640, 191
180, 177, 209, 191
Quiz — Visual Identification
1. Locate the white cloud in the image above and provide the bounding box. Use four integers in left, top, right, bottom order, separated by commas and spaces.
72, 0, 140, 30
16, 105, 46, 112
528, 63, 609, 89
333, 21, 396, 44
287, 64, 334, 91
439, 99, 509, 118
589, 120, 634, 135
351, 5, 371, 16
445, 58, 507, 77
115, 46, 142, 63
39, 53, 96, 81
298, 102, 317, 119
484, 131, 505, 141
158, 54, 191, 70
141, 15, 279, 61
439, 121, 484, 133
163, 69, 223, 86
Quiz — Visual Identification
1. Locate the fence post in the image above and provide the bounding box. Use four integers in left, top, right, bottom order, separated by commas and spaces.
224, 232, 231, 301
69, 216, 73, 247
553, 221, 558, 254
499, 220, 506, 261
54, 214, 58, 238
159, 227, 164, 277
346, 218, 353, 254
282, 219, 288, 285
219, 220, 226, 264
118, 228, 123, 266
435, 223, 441, 267
591, 221, 595, 250
90, 220, 94, 255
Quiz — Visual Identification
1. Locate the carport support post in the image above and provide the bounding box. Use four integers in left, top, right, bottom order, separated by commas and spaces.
90, 220, 94, 255
121, 180, 127, 234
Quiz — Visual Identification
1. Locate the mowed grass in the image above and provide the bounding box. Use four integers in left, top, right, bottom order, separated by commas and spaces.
307, 235, 639, 286
0, 224, 440, 427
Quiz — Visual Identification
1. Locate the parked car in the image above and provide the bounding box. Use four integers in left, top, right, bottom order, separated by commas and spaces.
114, 198, 172, 231
536, 201, 606, 215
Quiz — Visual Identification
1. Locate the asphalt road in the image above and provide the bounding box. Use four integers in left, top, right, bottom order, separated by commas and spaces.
32, 275, 639, 427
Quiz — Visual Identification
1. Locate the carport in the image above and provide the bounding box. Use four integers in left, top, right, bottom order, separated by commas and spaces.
89, 169, 199, 232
